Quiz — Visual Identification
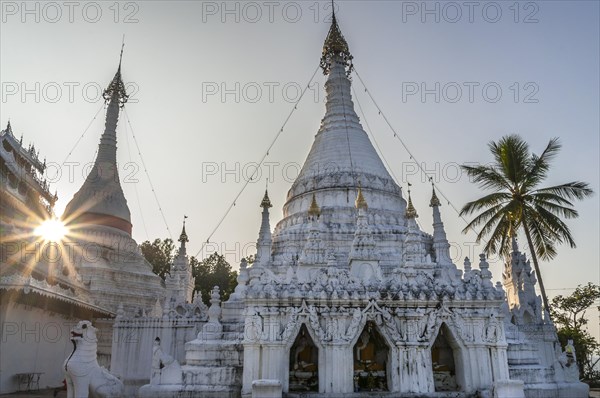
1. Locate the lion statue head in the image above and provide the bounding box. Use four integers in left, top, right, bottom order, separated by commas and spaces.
70, 320, 98, 345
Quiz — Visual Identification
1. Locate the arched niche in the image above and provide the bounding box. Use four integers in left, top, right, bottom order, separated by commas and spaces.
353, 321, 390, 392
289, 324, 319, 392
430, 323, 465, 392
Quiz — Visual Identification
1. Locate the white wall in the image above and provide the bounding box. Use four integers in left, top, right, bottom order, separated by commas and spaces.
111, 317, 201, 394
0, 301, 80, 393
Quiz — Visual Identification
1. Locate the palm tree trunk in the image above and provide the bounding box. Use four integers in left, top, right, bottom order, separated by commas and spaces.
522, 223, 550, 317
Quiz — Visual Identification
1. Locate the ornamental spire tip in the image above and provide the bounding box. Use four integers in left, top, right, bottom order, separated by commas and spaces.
320, 1, 353, 76
179, 215, 189, 243
429, 180, 441, 207
308, 193, 321, 218
355, 184, 368, 210
260, 190, 273, 209
103, 41, 129, 107
406, 184, 418, 219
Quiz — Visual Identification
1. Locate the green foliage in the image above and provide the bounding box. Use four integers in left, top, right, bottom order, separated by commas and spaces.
191, 253, 238, 305
460, 135, 593, 311
551, 283, 600, 381
140, 238, 176, 280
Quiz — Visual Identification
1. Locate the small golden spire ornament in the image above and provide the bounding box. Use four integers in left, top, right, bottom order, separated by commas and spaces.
429, 182, 441, 208
308, 193, 321, 218
405, 184, 418, 219
355, 185, 368, 210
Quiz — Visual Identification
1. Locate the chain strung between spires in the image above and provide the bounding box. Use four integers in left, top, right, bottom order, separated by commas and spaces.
103, 42, 129, 107
320, 1, 353, 76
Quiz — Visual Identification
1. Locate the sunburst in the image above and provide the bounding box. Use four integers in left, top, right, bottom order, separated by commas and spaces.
34, 218, 68, 243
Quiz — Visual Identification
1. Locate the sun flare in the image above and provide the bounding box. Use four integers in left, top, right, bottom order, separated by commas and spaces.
34, 219, 68, 242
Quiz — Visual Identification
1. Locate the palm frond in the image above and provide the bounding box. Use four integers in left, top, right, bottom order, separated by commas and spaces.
489, 135, 530, 186
522, 138, 561, 191
461, 165, 512, 192
524, 214, 558, 260
528, 192, 574, 207
463, 203, 507, 238
483, 213, 513, 257
534, 182, 594, 201
531, 198, 578, 219
460, 192, 511, 216
534, 205, 577, 248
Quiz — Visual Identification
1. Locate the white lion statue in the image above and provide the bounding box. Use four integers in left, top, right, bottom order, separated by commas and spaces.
150, 337, 182, 385
64, 320, 124, 398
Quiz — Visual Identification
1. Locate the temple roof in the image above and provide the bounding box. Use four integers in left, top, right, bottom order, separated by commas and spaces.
1, 122, 57, 209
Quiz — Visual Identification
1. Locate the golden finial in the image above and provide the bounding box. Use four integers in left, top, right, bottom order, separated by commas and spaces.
320, 0, 353, 76
355, 185, 368, 210
429, 179, 441, 207
260, 190, 273, 209
405, 184, 418, 219
308, 193, 321, 218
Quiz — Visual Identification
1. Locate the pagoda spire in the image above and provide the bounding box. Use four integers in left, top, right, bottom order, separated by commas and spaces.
103, 41, 129, 107
319, 4, 366, 148
256, 190, 273, 266
429, 182, 451, 265
349, 183, 382, 281
62, 47, 132, 234
97, 43, 128, 164
166, 216, 194, 303
429, 184, 441, 207
350, 186, 379, 265
179, 215, 189, 254
300, 193, 325, 265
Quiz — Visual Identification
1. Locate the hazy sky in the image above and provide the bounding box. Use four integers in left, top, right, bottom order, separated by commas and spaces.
2, 1, 598, 336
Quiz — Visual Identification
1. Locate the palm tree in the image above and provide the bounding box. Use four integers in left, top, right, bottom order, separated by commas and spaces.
460, 135, 593, 312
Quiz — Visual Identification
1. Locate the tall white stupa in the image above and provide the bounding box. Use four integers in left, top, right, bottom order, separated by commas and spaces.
62, 52, 165, 314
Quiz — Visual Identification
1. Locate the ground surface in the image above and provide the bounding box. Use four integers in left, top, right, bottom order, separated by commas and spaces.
2, 388, 599, 398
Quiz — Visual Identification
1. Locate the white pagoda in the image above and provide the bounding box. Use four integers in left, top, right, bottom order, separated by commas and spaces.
61, 55, 165, 315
